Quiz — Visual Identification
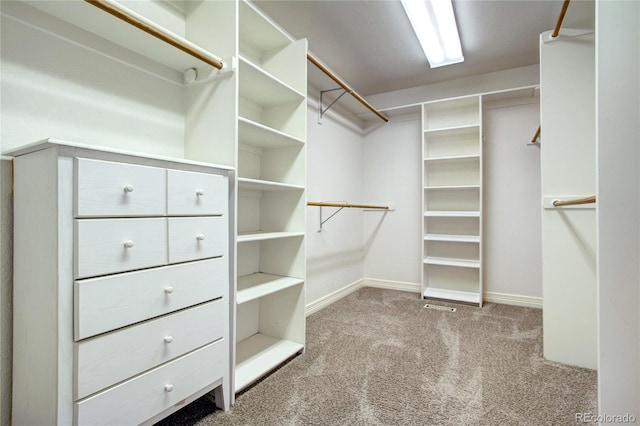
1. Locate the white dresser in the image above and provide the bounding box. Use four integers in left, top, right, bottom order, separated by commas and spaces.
9, 140, 233, 425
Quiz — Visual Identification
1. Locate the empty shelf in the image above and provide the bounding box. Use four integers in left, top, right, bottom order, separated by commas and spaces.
235, 333, 304, 391
424, 211, 480, 218
237, 273, 304, 304
423, 287, 481, 305
238, 117, 305, 149
424, 257, 480, 268
424, 124, 480, 136
237, 231, 305, 243
238, 178, 304, 192
424, 234, 480, 243
424, 154, 480, 162
239, 57, 304, 107
424, 184, 480, 190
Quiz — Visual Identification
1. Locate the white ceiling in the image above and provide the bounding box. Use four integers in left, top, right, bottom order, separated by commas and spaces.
254, 0, 595, 106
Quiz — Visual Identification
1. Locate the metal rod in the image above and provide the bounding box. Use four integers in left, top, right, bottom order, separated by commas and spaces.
308, 201, 389, 210
307, 53, 389, 123
531, 125, 541, 143
85, 0, 224, 70
553, 195, 596, 207
551, 0, 571, 38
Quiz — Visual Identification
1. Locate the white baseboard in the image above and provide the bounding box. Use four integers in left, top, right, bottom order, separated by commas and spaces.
362, 278, 421, 293
483, 291, 542, 309
305, 279, 364, 317
305, 279, 542, 315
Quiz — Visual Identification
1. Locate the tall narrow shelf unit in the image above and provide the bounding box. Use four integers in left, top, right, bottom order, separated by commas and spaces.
422, 96, 483, 306
234, 1, 307, 393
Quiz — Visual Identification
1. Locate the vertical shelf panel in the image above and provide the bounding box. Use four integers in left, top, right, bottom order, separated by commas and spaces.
422, 96, 483, 306
235, 0, 307, 394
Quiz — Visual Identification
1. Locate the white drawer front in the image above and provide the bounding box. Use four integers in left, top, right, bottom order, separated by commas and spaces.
167, 169, 227, 216
75, 340, 226, 426
76, 299, 225, 400
75, 158, 166, 217
168, 217, 226, 263
75, 218, 167, 279
75, 258, 227, 340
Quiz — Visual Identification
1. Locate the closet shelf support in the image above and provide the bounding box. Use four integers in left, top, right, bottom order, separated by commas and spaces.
320, 88, 351, 120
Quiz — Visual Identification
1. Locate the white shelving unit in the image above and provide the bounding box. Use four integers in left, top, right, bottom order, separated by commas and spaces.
7, 0, 307, 410
422, 96, 483, 306
235, 0, 307, 393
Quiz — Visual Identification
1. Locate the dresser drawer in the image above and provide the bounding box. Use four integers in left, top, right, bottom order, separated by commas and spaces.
75, 299, 225, 400
75, 158, 166, 217
75, 258, 227, 340
167, 169, 227, 216
75, 218, 167, 279
168, 217, 227, 263
75, 340, 226, 425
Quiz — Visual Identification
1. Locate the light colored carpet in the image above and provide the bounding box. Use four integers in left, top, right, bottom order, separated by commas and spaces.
157, 287, 597, 425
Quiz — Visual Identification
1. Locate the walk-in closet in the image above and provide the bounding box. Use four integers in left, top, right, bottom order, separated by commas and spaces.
1, 0, 638, 424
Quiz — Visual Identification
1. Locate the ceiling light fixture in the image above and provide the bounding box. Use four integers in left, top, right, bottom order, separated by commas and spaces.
400, 0, 464, 68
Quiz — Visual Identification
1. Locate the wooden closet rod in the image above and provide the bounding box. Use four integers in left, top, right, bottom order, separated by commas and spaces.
307, 54, 389, 123
531, 125, 541, 143
85, 0, 225, 70
553, 195, 596, 207
308, 201, 389, 210
551, 0, 571, 38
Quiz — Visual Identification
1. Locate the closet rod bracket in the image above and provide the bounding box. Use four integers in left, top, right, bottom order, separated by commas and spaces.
318, 87, 351, 123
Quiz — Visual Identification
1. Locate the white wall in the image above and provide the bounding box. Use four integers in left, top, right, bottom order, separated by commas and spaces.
305, 102, 365, 303
540, 28, 597, 369
596, 0, 640, 418
0, 158, 13, 426
483, 101, 542, 299
1, 2, 185, 155
362, 114, 422, 287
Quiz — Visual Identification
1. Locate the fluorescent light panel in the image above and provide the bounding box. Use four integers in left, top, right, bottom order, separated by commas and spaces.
400, 0, 464, 68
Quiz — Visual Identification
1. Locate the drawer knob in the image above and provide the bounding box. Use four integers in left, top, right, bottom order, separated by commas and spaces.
164, 384, 174, 393
164, 335, 174, 344
164, 286, 174, 294
123, 240, 135, 248
196, 189, 205, 196
196, 234, 205, 241
123, 184, 135, 193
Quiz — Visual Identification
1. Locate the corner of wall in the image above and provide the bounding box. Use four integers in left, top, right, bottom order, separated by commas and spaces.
1, 157, 14, 426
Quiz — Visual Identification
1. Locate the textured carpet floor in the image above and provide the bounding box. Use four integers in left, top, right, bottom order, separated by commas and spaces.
157, 288, 597, 425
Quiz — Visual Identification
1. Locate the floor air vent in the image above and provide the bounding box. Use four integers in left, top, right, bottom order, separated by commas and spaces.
423, 304, 456, 312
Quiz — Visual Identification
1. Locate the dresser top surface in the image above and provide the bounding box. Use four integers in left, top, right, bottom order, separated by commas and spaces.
4, 138, 235, 172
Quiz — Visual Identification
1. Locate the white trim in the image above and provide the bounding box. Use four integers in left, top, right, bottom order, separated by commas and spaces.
305, 279, 364, 317
483, 291, 542, 309
362, 278, 421, 293
305, 279, 542, 315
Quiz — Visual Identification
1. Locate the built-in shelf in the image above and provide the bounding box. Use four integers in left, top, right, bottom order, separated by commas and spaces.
237, 231, 305, 243
239, 57, 305, 107
423, 287, 481, 305
424, 124, 480, 136
238, 117, 304, 149
424, 234, 480, 243
237, 273, 304, 305
424, 211, 481, 218
235, 333, 304, 391
238, 178, 305, 192
424, 154, 481, 162
424, 256, 480, 269
239, 0, 291, 56
424, 185, 480, 190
